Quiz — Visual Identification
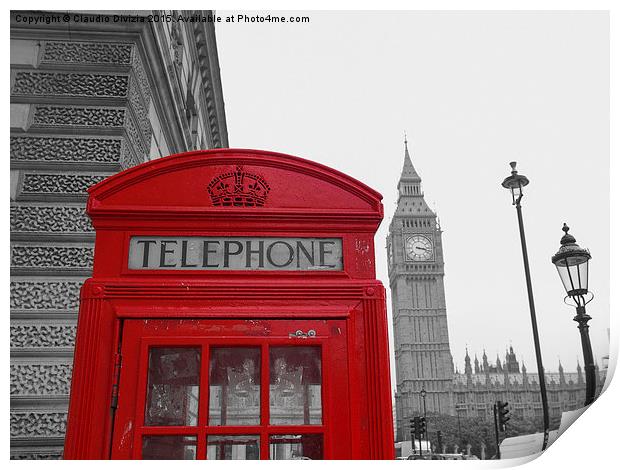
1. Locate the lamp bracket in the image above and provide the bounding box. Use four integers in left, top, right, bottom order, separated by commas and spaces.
563, 291, 594, 308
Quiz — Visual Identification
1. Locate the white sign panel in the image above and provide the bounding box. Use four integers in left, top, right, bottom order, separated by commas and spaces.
128, 236, 343, 271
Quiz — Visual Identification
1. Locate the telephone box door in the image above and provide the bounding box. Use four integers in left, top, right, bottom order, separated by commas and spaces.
111, 318, 350, 460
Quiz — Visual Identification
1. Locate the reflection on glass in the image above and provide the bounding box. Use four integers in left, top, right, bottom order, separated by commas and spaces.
207, 435, 260, 460
145, 347, 200, 426
209, 347, 260, 425
269, 434, 323, 460
142, 435, 197, 460
270, 347, 322, 425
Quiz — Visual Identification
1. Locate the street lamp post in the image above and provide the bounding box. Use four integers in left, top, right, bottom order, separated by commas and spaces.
420, 388, 428, 451
501, 162, 550, 451
551, 224, 596, 406
456, 406, 462, 447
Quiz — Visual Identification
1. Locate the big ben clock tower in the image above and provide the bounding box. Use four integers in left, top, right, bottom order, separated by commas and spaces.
387, 138, 455, 441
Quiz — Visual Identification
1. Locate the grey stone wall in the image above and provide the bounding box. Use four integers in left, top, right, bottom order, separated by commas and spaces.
10, 11, 228, 459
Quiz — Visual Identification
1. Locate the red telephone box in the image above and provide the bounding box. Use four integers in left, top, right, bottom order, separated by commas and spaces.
64, 149, 394, 460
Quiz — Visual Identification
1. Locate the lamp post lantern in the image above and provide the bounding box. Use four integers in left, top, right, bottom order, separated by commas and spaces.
551, 223, 596, 406
501, 161, 550, 451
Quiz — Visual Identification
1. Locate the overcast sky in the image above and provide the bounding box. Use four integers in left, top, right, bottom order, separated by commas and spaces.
216, 11, 610, 381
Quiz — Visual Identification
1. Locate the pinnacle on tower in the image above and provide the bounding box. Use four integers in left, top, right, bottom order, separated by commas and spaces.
464, 348, 472, 376
559, 359, 566, 384
577, 360, 584, 384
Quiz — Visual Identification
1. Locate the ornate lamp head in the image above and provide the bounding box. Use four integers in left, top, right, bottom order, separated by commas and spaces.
551, 223, 592, 299
501, 161, 530, 205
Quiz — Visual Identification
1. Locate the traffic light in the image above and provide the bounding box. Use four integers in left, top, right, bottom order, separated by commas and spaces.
419, 417, 427, 435
410, 416, 421, 438
497, 401, 510, 431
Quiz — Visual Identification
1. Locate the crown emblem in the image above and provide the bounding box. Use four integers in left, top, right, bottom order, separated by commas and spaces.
207, 165, 270, 207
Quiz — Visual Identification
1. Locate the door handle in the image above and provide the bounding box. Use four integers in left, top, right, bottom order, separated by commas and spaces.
289, 329, 316, 338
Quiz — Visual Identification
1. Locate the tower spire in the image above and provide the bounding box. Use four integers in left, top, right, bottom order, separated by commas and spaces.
399, 135, 420, 182
404, 131, 410, 159
398, 135, 422, 199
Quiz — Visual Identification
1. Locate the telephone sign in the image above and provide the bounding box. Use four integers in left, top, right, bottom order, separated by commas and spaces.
128, 236, 343, 271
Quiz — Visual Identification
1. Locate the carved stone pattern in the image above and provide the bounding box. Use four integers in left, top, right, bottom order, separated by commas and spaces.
10, 363, 72, 395
11, 246, 94, 268
42, 41, 133, 65
130, 80, 151, 139
132, 49, 151, 102
124, 113, 146, 159
11, 451, 63, 460
33, 106, 125, 127
10, 136, 122, 164
10, 280, 82, 310
121, 143, 140, 169
10, 412, 67, 438
12, 72, 129, 98
10, 324, 76, 348
128, 78, 151, 140
11, 452, 63, 460
21, 174, 106, 195
11, 206, 92, 233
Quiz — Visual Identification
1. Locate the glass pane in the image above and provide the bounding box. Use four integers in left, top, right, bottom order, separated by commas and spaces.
144, 347, 200, 426
579, 261, 589, 291
142, 435, 197, 460
207, 435, 260, 460
209, 347, 260, 425
556, 264, 573, 293
270, 347, 322, 425
269, 434, 323, 460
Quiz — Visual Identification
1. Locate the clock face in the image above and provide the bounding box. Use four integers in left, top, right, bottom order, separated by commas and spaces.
405, 235, 433, 261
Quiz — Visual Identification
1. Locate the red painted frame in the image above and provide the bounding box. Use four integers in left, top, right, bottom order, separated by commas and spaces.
113, 319, 344, 459
64, 149, 394, 459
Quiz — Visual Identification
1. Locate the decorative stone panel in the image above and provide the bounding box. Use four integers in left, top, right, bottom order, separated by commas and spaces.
29, 107, 147, 163
21, 174, 107, 196
10, 205, 92, 233
10, 136, 123, 165
10, 280, 82, 311
11, 451, 63, 460
33, 105, 125, 127
10, 412, 67, 438
128, 77, 151, 140
10, 324, 77, 349
11, 245, 94, 269
124, 112, 146, 158
131, 48, 151, 102
10, 363, 73, 396
11, 71, 129, 98
121, 144, 141, 169
41, 41, 133, 65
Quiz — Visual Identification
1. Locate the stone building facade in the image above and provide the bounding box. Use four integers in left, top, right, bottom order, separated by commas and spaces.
453, 347, 606, 422
10, 10, 228, 459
